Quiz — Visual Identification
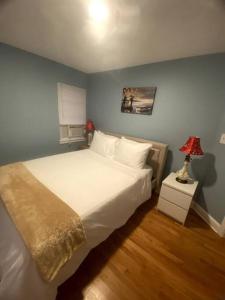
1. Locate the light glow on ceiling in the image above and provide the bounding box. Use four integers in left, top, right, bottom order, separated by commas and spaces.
88, 0, 109, 23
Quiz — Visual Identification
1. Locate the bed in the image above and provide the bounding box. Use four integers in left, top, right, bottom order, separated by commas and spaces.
0, 132, 168, 300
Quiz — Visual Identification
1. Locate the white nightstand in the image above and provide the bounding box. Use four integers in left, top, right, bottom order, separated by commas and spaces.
157, 172, 198, 224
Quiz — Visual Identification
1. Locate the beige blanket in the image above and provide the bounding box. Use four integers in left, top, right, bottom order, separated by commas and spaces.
0, 162, 86, 282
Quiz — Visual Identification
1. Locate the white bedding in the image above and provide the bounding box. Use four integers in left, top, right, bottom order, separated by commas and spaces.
0, 149, 152, 300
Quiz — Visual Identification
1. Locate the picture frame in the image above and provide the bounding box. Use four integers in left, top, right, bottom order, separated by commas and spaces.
121, 87, 157, 115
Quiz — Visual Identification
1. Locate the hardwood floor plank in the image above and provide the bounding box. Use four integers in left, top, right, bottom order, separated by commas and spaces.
57, 194, 225, 300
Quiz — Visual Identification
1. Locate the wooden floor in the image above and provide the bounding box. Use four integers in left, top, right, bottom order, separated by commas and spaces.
57, 194, 225, 300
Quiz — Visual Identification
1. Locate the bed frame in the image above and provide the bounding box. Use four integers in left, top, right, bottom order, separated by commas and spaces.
103, 131, 168, 193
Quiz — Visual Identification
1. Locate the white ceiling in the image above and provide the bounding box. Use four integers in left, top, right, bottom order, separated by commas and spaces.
0, 0, 225, 73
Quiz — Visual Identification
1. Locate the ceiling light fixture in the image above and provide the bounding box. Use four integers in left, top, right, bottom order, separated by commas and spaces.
88, 0, 109, 22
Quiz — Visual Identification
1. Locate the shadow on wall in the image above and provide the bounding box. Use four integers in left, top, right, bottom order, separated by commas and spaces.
163, 150, 173, 179
191, 152, 217, 214
0, 0, 12, 9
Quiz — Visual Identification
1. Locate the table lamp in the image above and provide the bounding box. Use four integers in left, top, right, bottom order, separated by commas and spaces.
176, 136, 203, 184
85, 119, 95, 145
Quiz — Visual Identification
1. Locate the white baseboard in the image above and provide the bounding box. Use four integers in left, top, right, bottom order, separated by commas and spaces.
191, 202, 224, 237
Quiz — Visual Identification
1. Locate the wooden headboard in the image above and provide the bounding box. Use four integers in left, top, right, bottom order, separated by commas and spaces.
103, 131, 168, 193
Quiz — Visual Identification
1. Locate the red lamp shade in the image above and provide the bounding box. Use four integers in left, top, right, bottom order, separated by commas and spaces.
179, 136, 204, 156
85, 120, 95, 131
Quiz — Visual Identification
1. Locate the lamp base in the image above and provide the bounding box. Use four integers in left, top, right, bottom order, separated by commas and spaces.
87, 132, 93, 146
176, 154, 191, 184
176, 177, 188, 184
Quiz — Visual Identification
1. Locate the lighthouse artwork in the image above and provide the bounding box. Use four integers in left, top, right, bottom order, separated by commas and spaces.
121, 87, 156, 115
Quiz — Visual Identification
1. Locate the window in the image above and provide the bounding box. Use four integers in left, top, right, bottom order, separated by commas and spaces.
57, 83, 86, 143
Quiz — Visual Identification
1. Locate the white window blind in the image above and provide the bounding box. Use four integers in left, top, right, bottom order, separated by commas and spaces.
58, 83, 86, 125
57, 83, 86, 143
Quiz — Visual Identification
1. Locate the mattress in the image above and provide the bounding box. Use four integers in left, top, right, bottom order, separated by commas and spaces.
0, 149, 152, 300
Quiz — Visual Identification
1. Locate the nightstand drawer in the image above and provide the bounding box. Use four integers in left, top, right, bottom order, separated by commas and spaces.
160, 184, 192, 210
157, 197, 188, 223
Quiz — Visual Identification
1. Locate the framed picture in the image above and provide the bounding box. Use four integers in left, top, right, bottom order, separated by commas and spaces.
121, 87, 157, 115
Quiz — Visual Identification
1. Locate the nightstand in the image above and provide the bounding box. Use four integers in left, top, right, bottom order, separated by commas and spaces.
79, 144, 89, 150
157, 172, 198, 224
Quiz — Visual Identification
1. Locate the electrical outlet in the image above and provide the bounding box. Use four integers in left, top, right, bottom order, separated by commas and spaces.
219, 133, 225, 144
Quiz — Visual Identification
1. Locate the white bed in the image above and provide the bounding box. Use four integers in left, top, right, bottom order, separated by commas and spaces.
0, 133, 168, 300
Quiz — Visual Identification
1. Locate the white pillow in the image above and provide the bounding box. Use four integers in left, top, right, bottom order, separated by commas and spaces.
114, 137, 152, 169
90, 131, 120, 159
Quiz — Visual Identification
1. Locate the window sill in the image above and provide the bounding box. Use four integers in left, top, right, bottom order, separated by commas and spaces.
59, 137, 86, 144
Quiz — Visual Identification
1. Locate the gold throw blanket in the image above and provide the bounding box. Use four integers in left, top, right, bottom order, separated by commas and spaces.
0, 162, 86, 282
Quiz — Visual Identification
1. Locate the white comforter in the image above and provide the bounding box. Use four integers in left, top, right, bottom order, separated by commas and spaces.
0, 149, 152, 300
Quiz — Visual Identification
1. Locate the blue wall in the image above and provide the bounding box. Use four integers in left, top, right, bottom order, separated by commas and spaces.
0, 43, 87, 164
198, 111, 225, 223
87, 54, 225, 223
